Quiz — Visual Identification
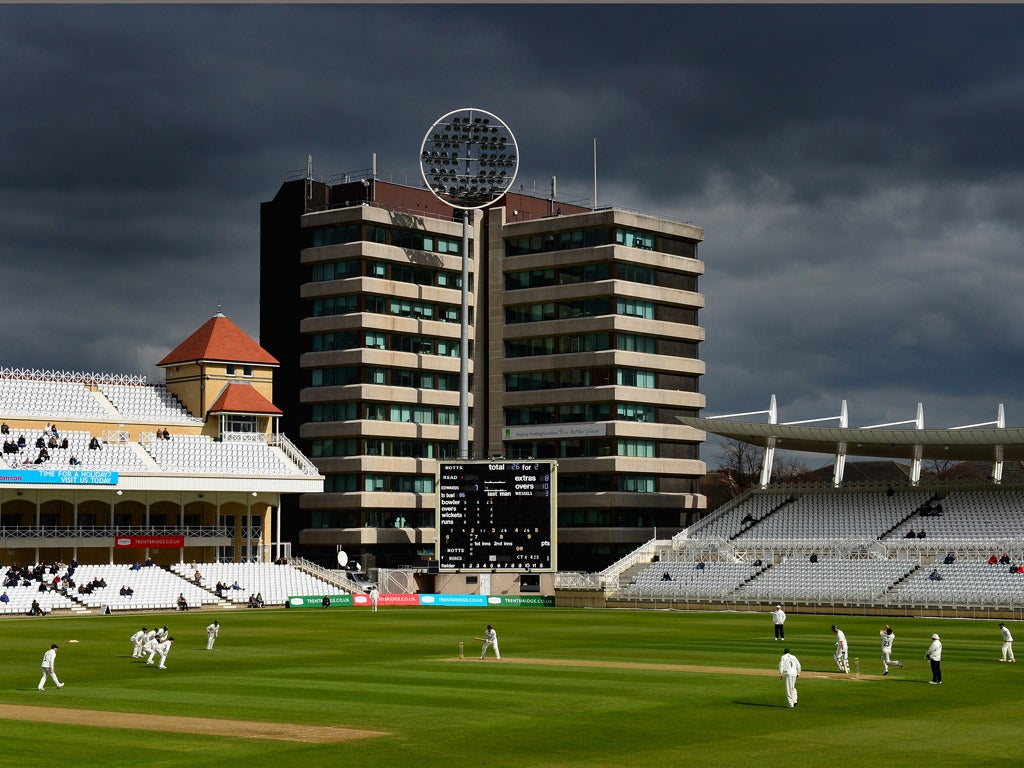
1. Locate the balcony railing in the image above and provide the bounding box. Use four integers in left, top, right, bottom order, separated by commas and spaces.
0, 526, 232, 540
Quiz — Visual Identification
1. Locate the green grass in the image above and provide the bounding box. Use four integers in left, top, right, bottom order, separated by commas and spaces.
0, 607, 1018, 767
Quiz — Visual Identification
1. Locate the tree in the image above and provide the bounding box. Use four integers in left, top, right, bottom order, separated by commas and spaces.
712, 438, 809, 488
712, 438, 761, 490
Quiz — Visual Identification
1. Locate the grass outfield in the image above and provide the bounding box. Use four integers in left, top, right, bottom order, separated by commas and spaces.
0, 606, 1017, 767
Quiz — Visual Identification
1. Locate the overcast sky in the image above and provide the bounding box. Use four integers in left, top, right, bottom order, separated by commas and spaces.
3, 4, 1024, 457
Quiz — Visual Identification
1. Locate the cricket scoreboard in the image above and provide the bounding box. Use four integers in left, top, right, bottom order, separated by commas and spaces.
436, 460, 557, 571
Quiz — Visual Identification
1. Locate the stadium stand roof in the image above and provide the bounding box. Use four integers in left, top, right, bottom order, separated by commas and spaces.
678, 416, 1024, 463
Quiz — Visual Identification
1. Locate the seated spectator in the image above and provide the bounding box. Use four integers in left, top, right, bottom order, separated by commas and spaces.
905, 528, 916, 539
0, 421, 8, 434
144, 557, 153, 567
1018, 566, 1024, 575
695, 560, 706, 571
193, 570, 203, 584
231, 580, 241, 590
661, 571, 671, 581
17, 435, 26, 448
88, 436, 101, 450
255, 592, 264, 608
1000, 553, 1011, 565
929, 569, 942, 581
943, 552, 956, 564
917, 529, 927, 539
162, 428, 170, 440
809, 553, 819, 563
177, 593, 189, 611
69, 455, 81, 466
60, 437, 68, 449
0, 591, 8, 603
131, 561, 141, 571
27, 599, 44, 616
47, 435, 58, 449
248, 593, 258, 608
35, 436, 45, 449
989, 554, 1000, 565
215, 581, 225, 597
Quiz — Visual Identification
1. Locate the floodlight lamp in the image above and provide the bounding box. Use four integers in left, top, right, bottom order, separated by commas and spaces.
420, 108, 519, 210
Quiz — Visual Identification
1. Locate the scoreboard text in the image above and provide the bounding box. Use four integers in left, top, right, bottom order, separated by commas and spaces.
437, 460, 556, 571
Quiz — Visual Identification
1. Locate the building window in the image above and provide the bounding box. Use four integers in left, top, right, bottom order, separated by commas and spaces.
617, 439, 656, 458
224, 414, 257, 434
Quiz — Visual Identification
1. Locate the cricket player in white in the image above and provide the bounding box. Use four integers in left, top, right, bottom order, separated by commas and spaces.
147, 637, 174, 669
39, 643, 64, 690
370, 587, 379, 612
778, 648, 801, 707
141, 627, 158, 659
206, 620, 220, 650
832, 624, 849, 673
479, 624, 500, 660
999, 622, 1015, 662
772, 605, 786, 640
880, 625, 903, 674
130, 626, 148, 658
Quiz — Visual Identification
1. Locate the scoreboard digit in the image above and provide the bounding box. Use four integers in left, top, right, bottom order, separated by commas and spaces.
436, 460, 557, 571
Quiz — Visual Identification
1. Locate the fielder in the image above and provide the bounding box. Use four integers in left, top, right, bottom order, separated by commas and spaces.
141, 627, 159, 659
832, 624, 850, 673
999, 622, 1015, 662
880, 624, 904, 675
370, 586, 379, 612
477, 624, 500, 660
38, 643, 64, 690
778, 647, 801, 708
130, 626, 148, 658
206, 619, 220, 650
146, 636, 175, 669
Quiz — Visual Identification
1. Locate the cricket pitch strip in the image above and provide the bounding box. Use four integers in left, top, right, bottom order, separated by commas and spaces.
0, 703, 388, 743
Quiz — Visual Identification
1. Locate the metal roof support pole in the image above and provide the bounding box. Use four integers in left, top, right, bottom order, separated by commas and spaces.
758, 437, 776, 488
994, 404, 1006, 484
833, 443, 847, 487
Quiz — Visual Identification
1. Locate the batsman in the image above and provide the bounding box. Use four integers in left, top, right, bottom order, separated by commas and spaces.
476, 624, 501, 660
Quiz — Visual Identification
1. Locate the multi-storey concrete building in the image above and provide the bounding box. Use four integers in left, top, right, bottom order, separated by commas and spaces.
261, 172, 706, 572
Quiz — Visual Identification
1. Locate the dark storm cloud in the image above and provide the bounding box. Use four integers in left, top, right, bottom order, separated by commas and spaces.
2, 4, 1024, 443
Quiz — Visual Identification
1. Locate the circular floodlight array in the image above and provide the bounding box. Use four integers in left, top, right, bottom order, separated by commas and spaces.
420, 108, 519, 210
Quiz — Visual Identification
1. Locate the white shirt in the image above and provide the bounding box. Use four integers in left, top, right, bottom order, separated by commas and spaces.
880, 631, 894, 651
772, 608, 786, 625
835, 629, 847, 650
926, 639, 942, 661
153, 639, 173, 657
207, 623, 219, 637
131, 630, 146, 644
1001, 625, 1014, 643
779, 652, 801, 676
42, 648, 57, 668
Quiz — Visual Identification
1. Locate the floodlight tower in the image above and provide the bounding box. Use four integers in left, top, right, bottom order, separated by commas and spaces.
419, 108, 520, 459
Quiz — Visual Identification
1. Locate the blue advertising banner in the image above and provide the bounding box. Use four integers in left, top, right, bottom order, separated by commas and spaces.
418, 594, 489, 607
0, 467, 118, 485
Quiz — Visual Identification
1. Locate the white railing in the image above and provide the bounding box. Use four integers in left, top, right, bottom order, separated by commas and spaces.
0, 526, 231, 540
272, 433, 321, 476
0, 366, 148, 386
